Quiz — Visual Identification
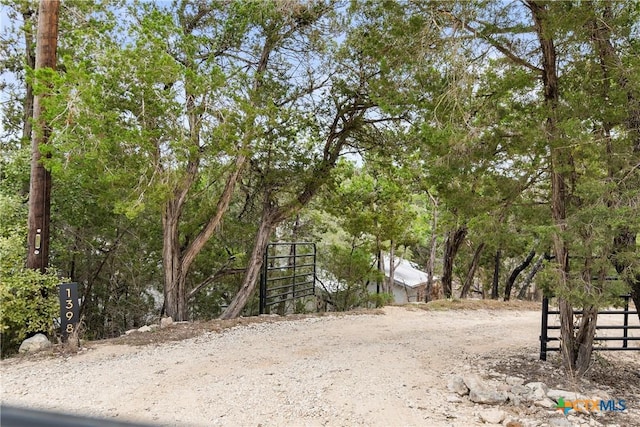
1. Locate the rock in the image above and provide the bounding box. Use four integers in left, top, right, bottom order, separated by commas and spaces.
506, 376, 525, 386
160, 317, 173, 328
525, 382, 548, 401
507, 392, 521, 406
525, 382, 548, 393
534, 397, 557, 408
510, 385, 531, 397
448, 376, 469, 396
463, 375, 508, 405
547, 389, 584, 402
548, 417, 572, 427
18, 333, 51, 353
478, 408, 505, 424
137, 325, 152, 333
507, 385, 533, 405
504, 419, 524, 427
124, 329, 137, 335
446, 394, 462, 403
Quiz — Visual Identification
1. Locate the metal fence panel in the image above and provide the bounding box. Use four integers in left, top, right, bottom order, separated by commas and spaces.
540, 294, 639, 360
260, 242, 316, 314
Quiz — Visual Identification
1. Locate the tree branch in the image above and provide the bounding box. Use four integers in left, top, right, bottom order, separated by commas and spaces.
441, 10, 542, 74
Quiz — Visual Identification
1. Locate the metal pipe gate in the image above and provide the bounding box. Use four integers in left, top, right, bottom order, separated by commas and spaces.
259, 242, 316, 315
540, 294, 639, 360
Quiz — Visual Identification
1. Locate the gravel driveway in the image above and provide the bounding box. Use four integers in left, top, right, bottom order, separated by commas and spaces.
1, 305, 638, 427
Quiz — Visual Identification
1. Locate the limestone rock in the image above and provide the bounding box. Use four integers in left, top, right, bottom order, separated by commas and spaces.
534, 397, 556, 408
478, 408, 505, 424
525, 382, 548, 401
463, 374, 508, 405
137, 325, 152, 333
18, 333, 51, 353
548, 417, 572, 427
446, 394, 462, 403
525, 382, 548, 393
447, 376, 469, 396
547, 389, 584, 402
506, 376, 525, 386
160, 316, 173, 328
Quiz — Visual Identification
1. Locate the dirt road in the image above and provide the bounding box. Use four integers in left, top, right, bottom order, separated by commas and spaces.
1, 305, 638, 426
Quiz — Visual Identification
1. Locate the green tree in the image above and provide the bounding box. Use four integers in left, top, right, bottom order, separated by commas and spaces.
220, 4, 416, 318
321, 157, 417, 296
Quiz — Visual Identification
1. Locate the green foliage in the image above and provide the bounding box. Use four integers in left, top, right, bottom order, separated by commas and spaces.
0, 194, 61, 356
0, 267, 60, 357
366, 292, 393, 308
1, 0, 639, 344
316, 242, 383, 311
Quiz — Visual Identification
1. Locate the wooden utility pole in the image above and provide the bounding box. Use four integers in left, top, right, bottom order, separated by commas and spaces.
26, 0, 60, 273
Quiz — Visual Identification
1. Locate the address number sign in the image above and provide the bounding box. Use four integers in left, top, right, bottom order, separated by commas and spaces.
59, 282, 79, 339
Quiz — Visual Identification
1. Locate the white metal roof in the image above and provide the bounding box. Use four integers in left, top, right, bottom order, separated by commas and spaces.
381, 255, 431, 289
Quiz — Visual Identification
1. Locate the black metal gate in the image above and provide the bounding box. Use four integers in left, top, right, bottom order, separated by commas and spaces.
540, 294, 640, 360
259, 242, 316, 314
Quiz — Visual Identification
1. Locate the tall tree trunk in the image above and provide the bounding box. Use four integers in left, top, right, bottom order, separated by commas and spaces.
504, 249, 536, 301
441, 226, 467, 298
491, 250, 500, 299
529, 0, 596, 375
425, 192, 438, 302
26, 0, 59, 273
220, 204, 277, 320
376, 247, 383, 294
162, 200, 187, 320
460, 242, 485, 299
387, 240, 395, 295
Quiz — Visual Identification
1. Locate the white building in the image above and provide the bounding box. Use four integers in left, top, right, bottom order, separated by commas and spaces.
367, 255, 435, 303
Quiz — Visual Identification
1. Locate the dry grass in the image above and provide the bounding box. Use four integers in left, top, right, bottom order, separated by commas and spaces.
403, 298, 540, 311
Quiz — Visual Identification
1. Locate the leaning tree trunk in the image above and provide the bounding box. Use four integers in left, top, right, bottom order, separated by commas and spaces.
504, 249, 535, 301
460, 242, 485, 299
220, 205, 278, 320
517, 253, 551, 300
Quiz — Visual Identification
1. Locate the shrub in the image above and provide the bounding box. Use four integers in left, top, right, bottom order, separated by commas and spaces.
367, 292, 394, 308
0, 200, 62, 356
0, 267, 60, 357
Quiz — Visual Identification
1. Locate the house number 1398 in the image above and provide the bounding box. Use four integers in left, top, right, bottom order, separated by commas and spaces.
59, 283, 79, 340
